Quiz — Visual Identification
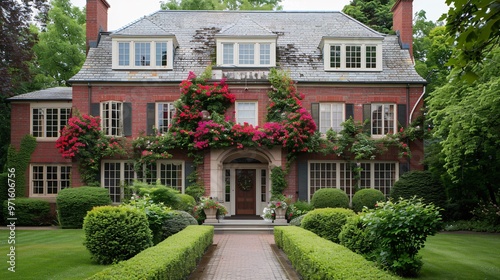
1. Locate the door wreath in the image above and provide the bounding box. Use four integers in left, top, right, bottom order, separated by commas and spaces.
238, 173, 253, 191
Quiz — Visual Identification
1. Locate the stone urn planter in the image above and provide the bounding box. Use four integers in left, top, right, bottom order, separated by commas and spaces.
274, 207, 287, 224
204, 208, 218, 223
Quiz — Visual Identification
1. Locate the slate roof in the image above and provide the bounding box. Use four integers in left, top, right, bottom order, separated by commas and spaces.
70, 10, 425, 84
7, 87, 72, 101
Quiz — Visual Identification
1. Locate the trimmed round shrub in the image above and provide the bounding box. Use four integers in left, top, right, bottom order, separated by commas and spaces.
301, 208, 356, 243
2, 198, 53, 226
175, 194, 196, 212
149, 186, 180, 207
56, 187, 111, 228
311, 188, 349, 209
83, 205, 153, 264
339, 214, 375, 256
352, 188, 386, 212
161, 210, 198, 239
390, 171, 447, 209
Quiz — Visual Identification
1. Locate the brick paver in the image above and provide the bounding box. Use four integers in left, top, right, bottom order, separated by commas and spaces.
190, 233, 289, 280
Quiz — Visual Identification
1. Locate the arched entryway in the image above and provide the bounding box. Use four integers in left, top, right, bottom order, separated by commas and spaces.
209, 147, 282, 216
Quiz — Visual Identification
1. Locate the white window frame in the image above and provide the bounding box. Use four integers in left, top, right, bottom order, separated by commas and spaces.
323, 38, 383, 71
359, 162, 399, 197
101, 161, 136, 203
236, 101, 258, 126
156, 102, 175, 134
216, 38, 276, 67
30, 164, 71, 197
112, 37, 175, 70
319, 103, 345, 133
308, 161, 354, 202
30, 102, 72, 141
138, 160, 185, 193
371, 103, 396, 138
100, 101, 123, 137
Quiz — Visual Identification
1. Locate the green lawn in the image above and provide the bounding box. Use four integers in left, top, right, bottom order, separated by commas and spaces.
419, 232, 500, 280
0, 229, 109, 280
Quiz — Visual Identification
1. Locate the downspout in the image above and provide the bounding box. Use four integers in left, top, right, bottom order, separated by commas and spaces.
406, 84, 411, 172
410, 85, 426, 124
88, 82, 92, 115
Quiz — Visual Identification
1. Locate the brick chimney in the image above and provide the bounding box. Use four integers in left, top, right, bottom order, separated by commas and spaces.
86, 0, 110, 54
391, 0, 413, 60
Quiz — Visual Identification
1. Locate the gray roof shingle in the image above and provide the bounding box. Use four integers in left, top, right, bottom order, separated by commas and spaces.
7, 87, 72, 101
70, 10, 425, 84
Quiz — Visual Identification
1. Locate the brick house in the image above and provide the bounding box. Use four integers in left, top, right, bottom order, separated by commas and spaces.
9, 0, 425, 216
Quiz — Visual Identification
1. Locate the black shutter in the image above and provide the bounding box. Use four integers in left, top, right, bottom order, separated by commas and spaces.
146, 103, 156, 135
399, 161, 410, 176
90, 103, 100, 117
123, 102, 132, 137
297, 161, 308, 201
311, 103, 319, 131
397, 104, 407, 128
345, 103, 354, 120
363, 104, 371, 135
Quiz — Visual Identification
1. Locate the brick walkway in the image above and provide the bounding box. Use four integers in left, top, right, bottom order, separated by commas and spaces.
189, 232, 298, 280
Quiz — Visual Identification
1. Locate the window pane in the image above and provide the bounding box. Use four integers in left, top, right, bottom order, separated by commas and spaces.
159, 162, 183, 192
225, 169, 231, 202
239, 44, 254, 65
383, 104, 395, 134
102, 102, 123, 136
346, 45, 361, 68
157, 103, 174, 133
261, 169, 267, 202
309, 162, 337, 201
46, 166, 58, 194
223, 43, 234, 64
60, 166, 71, 191
135, 42, 151, 66
32, 166, 44, 194
32, 108, 44, 137
366, 45, 377, 68
104, 162, 121, 203
46, 108, 59, 137
237, 102, 256, 125
119, 42, 130, 66
374, 163, 396, 197
330, 45, 341, 68
359, 163, 371, 188
371, 104, 383, 135
319, 103, 343, 133
260, 43, 271, 65
156, 42, 168, 66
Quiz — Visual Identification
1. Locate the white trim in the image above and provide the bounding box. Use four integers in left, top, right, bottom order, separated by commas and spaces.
30, 102, 72, 141
100, 101, 124, 137
216, 38, 276, 67
155, 102, 175, 134
319, 102, 345, 133
235, 101, 258, 126
370, 103, 397, 138
323, 38, 383, 71
29, 164, 72, 198
112, 38, 175, 70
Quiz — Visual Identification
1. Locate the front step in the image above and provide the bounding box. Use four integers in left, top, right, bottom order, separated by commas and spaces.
204, 219, 288, 232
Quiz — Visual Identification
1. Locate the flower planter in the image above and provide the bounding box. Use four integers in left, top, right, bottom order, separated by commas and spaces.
204, 208, 218, 223
274, 207, 287, 224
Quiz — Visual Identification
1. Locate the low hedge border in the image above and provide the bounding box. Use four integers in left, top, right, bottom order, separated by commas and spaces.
87, 225, 214, 280
274, 226, 400, 280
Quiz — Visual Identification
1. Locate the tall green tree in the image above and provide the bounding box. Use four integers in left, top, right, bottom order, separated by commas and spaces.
161, 0, 282, 10
342, 0, 396, 34
426, 46, 500, 205
32, 0, 86, 87
441, 0, 500, 81
0, 0, 48, 171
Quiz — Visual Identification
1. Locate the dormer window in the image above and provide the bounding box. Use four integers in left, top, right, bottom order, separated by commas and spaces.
112, 37, 176, 70
216, 39, 276, 67
322, 38, 383, 71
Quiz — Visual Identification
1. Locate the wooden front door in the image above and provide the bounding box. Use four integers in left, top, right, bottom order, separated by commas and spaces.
235, 169, 256, 215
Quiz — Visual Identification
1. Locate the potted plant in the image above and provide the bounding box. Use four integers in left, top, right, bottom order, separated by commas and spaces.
197, 197, 227, 223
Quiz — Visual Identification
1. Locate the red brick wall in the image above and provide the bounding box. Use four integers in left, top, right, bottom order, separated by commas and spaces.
10, 103, 30, 149
392, 0, 414, 58
86, 0, 110, 53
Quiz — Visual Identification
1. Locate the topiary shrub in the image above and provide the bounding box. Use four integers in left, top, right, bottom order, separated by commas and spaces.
56, 187, 111, 228
352, 188, 386, 212
301, 207, 356, 243
175, 194, 196, 213
311, 188, 349, 209
83, 205, 153, 265
2, 198, 53, 226
161, 210, 198, 239
149, 186, 180, 207
338, 214, 376, 257
390, 170, 447, 209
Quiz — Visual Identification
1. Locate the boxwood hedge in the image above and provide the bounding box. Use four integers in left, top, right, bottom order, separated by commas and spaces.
2, 198, 53, 226
274, 226, 400, 280
56, 187, 111, 228
88, 225, 214, 280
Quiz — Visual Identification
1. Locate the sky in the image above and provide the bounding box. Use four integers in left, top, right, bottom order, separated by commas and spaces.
71, 0, 450, 31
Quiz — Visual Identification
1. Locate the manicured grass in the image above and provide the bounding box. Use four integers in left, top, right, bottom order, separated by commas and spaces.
419, 232, 500, 279
0, 229, 109, 279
